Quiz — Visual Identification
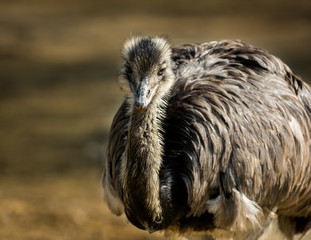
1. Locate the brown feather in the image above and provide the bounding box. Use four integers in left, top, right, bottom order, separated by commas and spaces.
103, 38, 311, 239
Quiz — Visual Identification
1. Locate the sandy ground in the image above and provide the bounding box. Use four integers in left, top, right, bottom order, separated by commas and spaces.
0, 172, 310, 240
0, 172, 163, 240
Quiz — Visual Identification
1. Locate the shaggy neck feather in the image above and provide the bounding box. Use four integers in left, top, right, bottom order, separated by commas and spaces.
121, 97, 166, 223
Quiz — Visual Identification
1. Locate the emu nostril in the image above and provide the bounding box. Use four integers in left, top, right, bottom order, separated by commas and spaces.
147, 90, 151, 96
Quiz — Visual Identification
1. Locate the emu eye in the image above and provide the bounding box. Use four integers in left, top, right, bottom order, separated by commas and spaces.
124, 62, 133, 79
157, 68, 165, 77
125, 62, 132, 73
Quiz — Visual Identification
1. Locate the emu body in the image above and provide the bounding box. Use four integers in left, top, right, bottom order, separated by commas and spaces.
102, 36, 311, 239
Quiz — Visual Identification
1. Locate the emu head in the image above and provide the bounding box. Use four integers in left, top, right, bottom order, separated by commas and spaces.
119, 36, 175, 111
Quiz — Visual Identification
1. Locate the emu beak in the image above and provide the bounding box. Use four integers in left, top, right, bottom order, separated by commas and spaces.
133, 76, 156, 111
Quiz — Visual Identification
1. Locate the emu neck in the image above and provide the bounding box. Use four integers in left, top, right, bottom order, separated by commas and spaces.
122, 100, 164, 226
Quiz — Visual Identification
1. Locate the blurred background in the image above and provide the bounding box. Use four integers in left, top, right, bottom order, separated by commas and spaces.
0, 0, 310, 239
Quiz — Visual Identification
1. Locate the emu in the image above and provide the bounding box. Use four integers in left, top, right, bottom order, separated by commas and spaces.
102, 36, 311, 239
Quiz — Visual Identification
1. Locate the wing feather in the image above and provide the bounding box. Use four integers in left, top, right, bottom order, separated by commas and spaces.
102, 100, 129, 215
